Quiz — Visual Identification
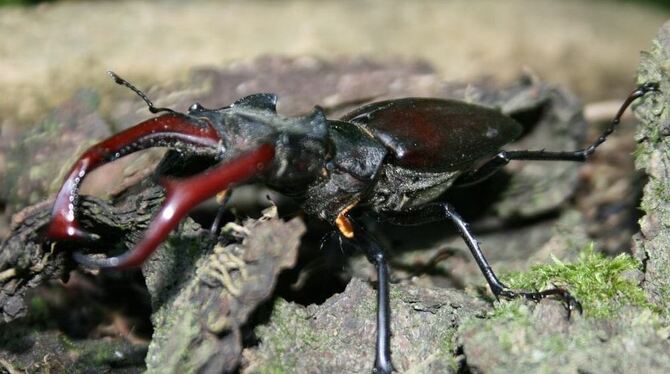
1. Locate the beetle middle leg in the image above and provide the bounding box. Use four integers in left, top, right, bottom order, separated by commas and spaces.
210, 189, 232, 238
383, 202, 582, 313
339, 218, 394, 374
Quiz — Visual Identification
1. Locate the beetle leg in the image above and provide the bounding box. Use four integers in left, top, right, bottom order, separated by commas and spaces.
73, 144, 275, 269
47, 113, 222, 243
383, 202, 582, 314
455, 82, 659, 187
337, 217, 395, 374
209, 189, 232, 238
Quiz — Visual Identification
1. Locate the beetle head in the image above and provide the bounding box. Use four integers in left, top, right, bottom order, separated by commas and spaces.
185, 93, 330, 188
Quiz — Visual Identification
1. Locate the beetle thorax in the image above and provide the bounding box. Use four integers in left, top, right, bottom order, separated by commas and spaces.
192, 94, 332, 191
366, 164, 460, 212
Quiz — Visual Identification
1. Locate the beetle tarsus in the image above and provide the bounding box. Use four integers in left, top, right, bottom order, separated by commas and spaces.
496, 286, 583, 317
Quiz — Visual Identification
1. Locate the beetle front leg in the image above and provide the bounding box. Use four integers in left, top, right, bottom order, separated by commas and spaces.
73, 144, 275, 269
384, 202, 582, 314
338, 218, 395, 374
47, 113, 222, 243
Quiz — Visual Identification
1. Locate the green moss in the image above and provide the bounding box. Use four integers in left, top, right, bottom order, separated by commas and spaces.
436, 327, 460, 372
650, 178, 670, 205
489, 299, 533, 321
28, 295, 50, 321
501, 243, 652, 318
256, 299, 324, 372
0, 0, 54, 6
58, 334, 78, 350
86, 343, 121, 365
632, 143, 651, 163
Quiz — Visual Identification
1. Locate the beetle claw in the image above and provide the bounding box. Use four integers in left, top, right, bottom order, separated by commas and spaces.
63, 144, 276, 270
46, 112, 222, 249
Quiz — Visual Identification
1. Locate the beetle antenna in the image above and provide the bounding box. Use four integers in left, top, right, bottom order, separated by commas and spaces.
107, 71, 177, 114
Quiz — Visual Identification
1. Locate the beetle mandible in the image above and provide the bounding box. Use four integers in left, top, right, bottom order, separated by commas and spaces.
45, 71, 658, 373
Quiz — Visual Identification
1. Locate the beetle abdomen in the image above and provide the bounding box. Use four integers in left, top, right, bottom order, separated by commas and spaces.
341, 98, 523, 172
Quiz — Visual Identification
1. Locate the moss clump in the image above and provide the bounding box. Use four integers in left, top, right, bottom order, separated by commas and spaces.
502, 244, 652, 318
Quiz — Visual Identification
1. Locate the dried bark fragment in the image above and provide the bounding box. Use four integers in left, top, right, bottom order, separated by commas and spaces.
633, 20, 670, 311
143, 207, 305, 373
0, 328, 147, 373
0, 185, 165, 323
244, 278, 488, 373
0, 201, 64, 323
460, 302, 670, 373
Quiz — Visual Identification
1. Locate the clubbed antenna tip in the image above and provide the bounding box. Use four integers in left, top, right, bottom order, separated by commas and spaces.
107, 71, 176, 114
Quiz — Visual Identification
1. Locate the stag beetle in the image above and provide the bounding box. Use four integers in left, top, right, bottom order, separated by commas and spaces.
45, 71, 658, 373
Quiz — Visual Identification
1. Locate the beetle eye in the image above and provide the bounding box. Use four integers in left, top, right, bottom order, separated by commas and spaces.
189, 103, 204, 112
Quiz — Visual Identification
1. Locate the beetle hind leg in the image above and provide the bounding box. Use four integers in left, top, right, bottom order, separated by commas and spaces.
383, 202, 582, 315
455, 82, 659, 187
